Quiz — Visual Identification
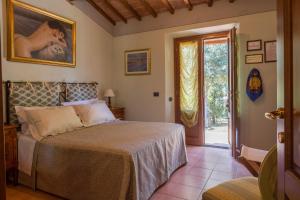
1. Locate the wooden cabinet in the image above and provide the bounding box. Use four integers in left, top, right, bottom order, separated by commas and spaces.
110, 107, 125, 120
4, 125, 18, 185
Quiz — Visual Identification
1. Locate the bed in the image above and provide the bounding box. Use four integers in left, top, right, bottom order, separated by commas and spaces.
6, 81, 188, 200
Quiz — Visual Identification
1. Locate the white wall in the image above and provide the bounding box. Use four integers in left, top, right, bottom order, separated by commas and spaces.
113, 11, 277, 150
0, 0, 113, 92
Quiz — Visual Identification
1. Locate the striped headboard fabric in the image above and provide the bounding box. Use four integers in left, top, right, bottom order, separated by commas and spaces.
5, 81, 98, 125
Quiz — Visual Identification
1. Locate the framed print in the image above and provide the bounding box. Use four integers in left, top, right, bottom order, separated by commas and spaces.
264, 40, 277, 62
247, 40, 262, 51
245, 54, 264, 64
125, 49, 151, 75
7, 0, 76, 67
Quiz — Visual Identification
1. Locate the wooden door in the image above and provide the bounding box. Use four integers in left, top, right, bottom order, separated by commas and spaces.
174, 37, 204, 145
0, 25, 6, 200
174, 31, 237, 147
228, 28, 238, 158
277, 0, 300, 199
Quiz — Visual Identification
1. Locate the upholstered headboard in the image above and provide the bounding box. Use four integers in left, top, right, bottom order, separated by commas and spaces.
5, 81, 98, 125
65, 83, 98, 102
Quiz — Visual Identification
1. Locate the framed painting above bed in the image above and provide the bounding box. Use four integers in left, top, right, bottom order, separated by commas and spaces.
7, 0, 76, 67
125, 49, 151, 75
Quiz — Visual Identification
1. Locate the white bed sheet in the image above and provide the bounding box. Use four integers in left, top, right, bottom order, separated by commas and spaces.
18, 133, 37, 176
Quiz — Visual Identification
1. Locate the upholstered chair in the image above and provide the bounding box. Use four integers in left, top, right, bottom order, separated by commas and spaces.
202, 145, 277, 200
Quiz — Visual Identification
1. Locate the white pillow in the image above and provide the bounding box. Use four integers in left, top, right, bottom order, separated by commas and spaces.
61, 98, 101, 106
73, 102, 116, 127
25, 106, 83, 141
15, 106, 49, 135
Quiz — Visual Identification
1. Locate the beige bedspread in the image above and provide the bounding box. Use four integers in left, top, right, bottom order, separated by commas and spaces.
31, 121, 187, 200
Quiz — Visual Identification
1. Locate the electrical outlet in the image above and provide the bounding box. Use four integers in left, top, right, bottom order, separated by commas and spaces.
153, 92, 159, 97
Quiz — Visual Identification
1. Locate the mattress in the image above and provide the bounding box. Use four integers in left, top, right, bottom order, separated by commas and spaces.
20, 121, 187, 200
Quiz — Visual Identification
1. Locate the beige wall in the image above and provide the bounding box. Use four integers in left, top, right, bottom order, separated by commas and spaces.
0, 0, 113, 92
113, 11, 277, 150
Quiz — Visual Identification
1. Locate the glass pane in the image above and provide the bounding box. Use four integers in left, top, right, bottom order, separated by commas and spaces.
179, 41, 198, 128
203, 39, 229, 147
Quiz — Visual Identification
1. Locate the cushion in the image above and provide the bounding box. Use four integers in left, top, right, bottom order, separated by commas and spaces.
61, 98, 100, 106
73, 102, 116, 127
202, 177, 261, 200
258, 145, 277, 200
25, 106, 83, 141
15, 106, 49, 135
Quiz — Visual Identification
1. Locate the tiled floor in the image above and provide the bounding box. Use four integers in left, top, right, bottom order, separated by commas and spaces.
150, 146, 252, 200
6, 146, 252, 200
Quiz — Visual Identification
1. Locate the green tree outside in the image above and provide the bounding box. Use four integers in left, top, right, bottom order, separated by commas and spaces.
204, 42, 229, 127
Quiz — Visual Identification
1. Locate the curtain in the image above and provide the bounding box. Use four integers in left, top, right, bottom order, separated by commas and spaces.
179, 41, 199, 128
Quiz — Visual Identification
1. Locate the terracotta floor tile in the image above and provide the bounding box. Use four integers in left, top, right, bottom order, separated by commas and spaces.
210, 171, 235, 181
203, 179, 225, 191
188, 167, 212, 179
198, 192, 204, 200
158, 182, 202, 200
170, 173, 208, 188
150, 193, 184, 200
198, 155, 219, 163
193, 160, 217, 170
174, 165, 193, 175
214, 163, 237, 173
187, 157, 201, 166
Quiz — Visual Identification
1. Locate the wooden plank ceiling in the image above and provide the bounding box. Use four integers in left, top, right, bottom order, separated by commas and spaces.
69, 0, 236, 25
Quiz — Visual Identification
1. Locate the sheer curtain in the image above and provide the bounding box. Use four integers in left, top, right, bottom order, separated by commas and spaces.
179, 41, 199, 128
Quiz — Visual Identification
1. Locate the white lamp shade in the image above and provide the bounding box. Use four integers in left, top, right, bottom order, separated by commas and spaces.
104, 89, 115, 97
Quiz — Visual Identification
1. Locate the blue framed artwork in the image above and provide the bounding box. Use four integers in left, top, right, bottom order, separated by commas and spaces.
246, 68, 263, 102
125, 49, 151, 75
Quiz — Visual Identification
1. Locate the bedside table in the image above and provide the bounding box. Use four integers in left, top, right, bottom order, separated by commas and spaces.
110, 107, 125, 120
4, 125, 18, 185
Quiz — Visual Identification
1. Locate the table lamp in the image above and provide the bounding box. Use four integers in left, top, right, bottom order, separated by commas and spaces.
104, 89, 115, 108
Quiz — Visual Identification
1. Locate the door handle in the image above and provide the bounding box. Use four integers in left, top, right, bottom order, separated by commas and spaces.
265, 108, 285, 120
278, 132, 285, 143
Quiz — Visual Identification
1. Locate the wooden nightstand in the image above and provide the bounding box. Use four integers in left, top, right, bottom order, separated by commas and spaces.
110, 107, 125, 120
4, 125, 18, 185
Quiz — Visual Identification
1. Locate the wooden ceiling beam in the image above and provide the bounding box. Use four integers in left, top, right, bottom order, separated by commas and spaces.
183, 0, 193, 10
86, 0, 116, 25
120, 0, 142, 21
207, 0, 214, 7
140, 0, 157, 18
161, 0, 175, 14
104, 0, 127, 23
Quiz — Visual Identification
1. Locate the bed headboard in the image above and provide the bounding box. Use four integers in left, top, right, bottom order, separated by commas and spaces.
65, 83, 98, 102
5, 81, 98, 125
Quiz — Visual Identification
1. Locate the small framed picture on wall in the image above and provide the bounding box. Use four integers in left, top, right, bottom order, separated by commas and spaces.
247, 40, 262, 51
125, 49, 151, 75
264, 40, 277, 62
245, 54, 264, 64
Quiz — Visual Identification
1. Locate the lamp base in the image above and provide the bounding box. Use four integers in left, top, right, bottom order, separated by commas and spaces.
107, 97, 112, 108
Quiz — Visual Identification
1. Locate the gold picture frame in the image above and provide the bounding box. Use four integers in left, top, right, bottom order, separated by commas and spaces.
7, 0, 76, 67
125, 49, 151, 75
